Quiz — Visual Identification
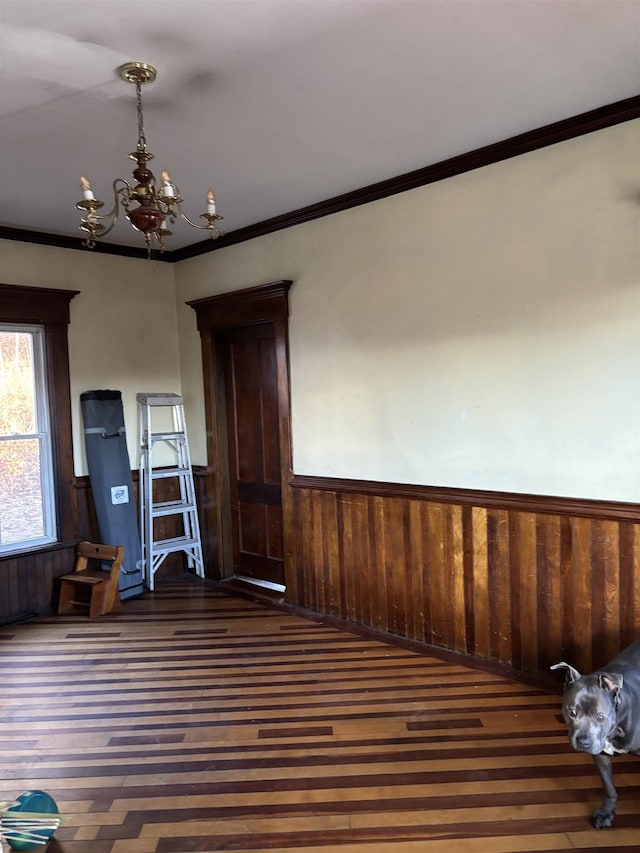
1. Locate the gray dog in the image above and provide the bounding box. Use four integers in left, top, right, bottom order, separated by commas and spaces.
551, 642, 640, 828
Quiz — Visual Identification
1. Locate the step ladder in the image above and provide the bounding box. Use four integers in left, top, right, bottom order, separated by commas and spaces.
137, 393, 204, 590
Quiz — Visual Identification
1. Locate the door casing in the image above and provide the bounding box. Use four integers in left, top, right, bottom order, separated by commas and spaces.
187, 281, 295, 595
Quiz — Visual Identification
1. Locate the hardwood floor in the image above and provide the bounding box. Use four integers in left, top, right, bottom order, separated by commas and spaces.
1, 578, 639, 852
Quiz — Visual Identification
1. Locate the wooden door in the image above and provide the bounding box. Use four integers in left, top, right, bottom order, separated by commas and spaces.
187, 281, 293, 592
220, 323, 285, 587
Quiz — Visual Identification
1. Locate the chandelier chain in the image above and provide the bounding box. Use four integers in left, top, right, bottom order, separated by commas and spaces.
136, 82, 147, 153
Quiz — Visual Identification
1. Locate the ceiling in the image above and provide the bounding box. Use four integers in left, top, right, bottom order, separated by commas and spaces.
1, 0, 639, 251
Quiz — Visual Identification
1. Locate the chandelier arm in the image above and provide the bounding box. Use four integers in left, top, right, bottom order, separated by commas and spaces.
85, 217, 117, 240
173, 199, 223, 233
99, 179, 130, 220
173, 202, 207, 229
112, 177, 136, 214
84, 179, 133, 240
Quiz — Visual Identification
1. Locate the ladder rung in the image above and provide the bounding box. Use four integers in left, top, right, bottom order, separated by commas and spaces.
139, 392, 203, 590
137, 393, 183, 406
150, 467, 191, 479
151, 499, 197, 517
150, 536, 201, 553
150, 431, 186, 441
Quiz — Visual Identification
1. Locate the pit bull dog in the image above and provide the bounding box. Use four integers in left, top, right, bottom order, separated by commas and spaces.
551, 642, 640, 828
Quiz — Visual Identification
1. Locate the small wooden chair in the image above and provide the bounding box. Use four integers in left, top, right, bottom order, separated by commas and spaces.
58, 541, 125, 618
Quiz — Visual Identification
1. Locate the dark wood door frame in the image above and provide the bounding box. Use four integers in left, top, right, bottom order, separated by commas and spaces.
187, 281, 295, 594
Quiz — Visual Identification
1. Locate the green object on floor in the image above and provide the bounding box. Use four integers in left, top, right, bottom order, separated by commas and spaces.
3, 791, 59, 850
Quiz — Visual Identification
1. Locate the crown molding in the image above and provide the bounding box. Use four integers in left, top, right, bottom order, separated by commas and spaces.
2, 95, 638, 264
0, 225, 152, 259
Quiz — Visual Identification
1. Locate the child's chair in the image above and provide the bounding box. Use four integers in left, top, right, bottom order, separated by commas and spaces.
57, 541, 124, 618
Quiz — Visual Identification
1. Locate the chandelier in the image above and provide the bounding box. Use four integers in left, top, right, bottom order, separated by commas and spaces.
76, 62, 223, 253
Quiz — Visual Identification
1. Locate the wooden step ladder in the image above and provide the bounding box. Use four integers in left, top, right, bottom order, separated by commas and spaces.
137, 393, 204, 590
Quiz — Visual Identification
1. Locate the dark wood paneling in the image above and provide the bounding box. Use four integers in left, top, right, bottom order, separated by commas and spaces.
288, 477, 640, 681
193, 464, 220, 578
0, 469, 217, 623
291, 475, 640, 522
4, 459, 637, 691
0, 543, 79, 623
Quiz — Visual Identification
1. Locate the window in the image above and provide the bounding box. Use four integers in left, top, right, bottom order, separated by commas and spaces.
0, 283, 79, 555
0, 325, 56, 552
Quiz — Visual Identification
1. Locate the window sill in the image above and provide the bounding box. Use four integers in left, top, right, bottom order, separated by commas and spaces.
0, 539, 81, 563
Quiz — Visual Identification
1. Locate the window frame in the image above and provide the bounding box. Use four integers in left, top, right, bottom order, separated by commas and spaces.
0, 323, 57, 552
0, 284, 79, 555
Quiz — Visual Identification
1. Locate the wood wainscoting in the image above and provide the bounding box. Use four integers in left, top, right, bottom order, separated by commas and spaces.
0, 468, 216, 625
287, 476, 640, 683
0, 541, 80, 624
4, 467, 639, 688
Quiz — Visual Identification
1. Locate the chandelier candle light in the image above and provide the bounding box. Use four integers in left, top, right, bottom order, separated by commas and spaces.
76, 62, 223, 253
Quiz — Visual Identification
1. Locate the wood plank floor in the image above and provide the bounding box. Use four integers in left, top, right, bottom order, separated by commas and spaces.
1, 578, 639, 852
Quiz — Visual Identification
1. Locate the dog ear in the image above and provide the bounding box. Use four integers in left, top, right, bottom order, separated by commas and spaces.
550, 661, 582, 684
599, 672, 623, 700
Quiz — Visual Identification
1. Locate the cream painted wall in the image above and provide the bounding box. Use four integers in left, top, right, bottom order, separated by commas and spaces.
2, 121, 638, 500
175, 120, 640, 502
0, 241, 180, 475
